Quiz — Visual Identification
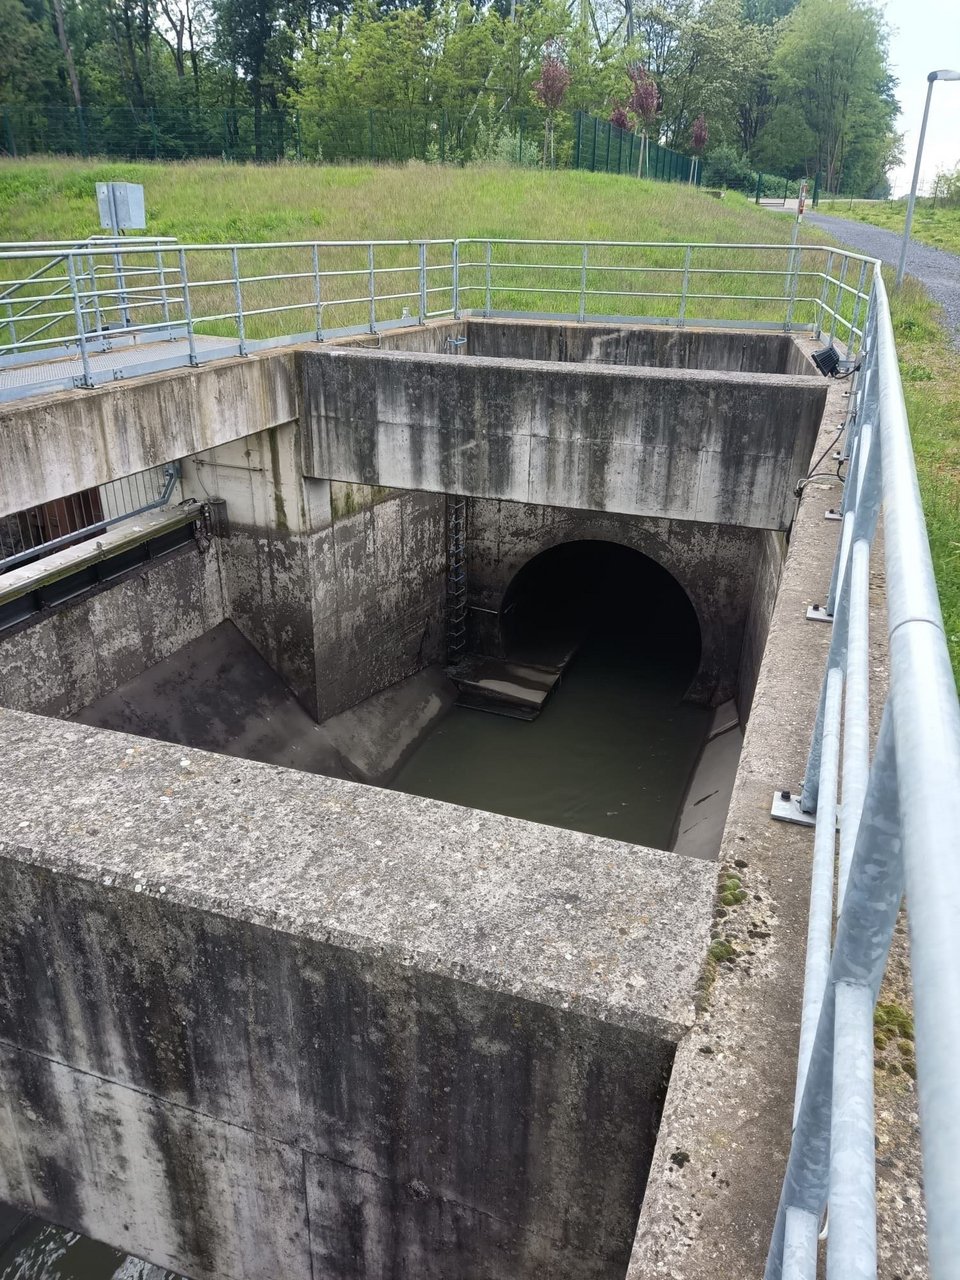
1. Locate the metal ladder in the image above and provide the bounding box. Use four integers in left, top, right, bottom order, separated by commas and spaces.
446, 496, 467, 662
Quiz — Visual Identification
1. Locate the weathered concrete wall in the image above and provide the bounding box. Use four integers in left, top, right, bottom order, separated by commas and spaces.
0, 710, 715, 1280
301, 348, 827, 531
463, 499, 763, 706
0, 543, 225, 718
737, 530, 787, 722
466, 319, 816, 376
0, 352, 299, 519
181, 427, 446, 721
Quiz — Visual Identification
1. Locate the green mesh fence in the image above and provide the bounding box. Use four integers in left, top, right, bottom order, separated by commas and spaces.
571, 112, 699, 185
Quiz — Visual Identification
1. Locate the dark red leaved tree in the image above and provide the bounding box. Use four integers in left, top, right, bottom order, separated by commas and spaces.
628, 67, 659, 176
534, 43, 571, 168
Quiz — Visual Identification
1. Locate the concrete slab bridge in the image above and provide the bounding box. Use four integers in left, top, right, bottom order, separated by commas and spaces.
0, 236, 956, 1280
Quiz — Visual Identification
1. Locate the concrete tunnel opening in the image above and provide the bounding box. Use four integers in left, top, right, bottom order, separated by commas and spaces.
394, 538, 716, 850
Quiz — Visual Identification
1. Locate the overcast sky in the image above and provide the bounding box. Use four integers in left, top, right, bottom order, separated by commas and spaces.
884, 0, 960, 196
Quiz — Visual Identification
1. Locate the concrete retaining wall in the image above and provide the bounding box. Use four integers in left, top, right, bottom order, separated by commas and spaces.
0, 352, 299, 519
465, 320, 817, 375
0, 544, 225, 718
463, 500, 763, 706
301, 348, 827, 531
181, 427, 446, 722
0, 710, 715, 1280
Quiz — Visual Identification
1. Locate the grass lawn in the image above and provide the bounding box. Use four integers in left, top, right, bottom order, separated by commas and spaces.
818, 196, 960, 257
1, 157, 957, 679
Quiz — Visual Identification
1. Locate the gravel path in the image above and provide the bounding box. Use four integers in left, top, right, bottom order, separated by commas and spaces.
804, 210, 960, 347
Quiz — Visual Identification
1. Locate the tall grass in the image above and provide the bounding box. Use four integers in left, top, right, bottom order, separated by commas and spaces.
1, 157, 956, 679
0, 157, 842, 346
818, 197, 960, 257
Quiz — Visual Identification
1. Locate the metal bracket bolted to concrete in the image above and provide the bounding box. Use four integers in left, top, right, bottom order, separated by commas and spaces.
770, 790, 840, 830
806, 604, 833, 622
824, 509, 843, 522
771, 789, 816, 827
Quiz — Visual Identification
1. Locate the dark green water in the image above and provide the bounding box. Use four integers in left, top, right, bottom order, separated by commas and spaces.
393, 629, 712, 849
0, 1222, 179, 1280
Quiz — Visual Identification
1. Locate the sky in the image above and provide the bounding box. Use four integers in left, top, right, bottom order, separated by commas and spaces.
883, 0, 960, 196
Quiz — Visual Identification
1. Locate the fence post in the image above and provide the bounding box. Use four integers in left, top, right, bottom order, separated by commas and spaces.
313, 243, 323, 340
679, 244, 692, 327
518, 112, 524, 165
812, 170, 821, 207
440, 110, 446, 164
592, 116, 598, 171
604, 122, 611, 171
369, 110, 375, 162
419, 242, 428, 322
368, 243, 376, 332
574, 111, 582, 169
231, 247, 247, 356
66, 253, 94, 388
755, 171, 762, 204
1, 106, 15, 157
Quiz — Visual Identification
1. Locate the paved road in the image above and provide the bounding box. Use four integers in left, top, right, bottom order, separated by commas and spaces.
804, 210, 960, 346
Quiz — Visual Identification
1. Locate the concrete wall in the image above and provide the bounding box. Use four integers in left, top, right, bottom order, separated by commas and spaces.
737, 530, 787, 721
465, 320, 816, 376
181, 427, 446, 722
463, 499, 763, 706
0, 710, 716, 1280
0, 352, 299, 519
301, 348, 827, 532
0, 543, 225, 718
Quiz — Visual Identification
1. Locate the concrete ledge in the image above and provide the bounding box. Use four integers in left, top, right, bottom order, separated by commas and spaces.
626, 348, 853, 1277
0, 710, 715, 1278
0, 351, 299, 518
301, 347, 827, 531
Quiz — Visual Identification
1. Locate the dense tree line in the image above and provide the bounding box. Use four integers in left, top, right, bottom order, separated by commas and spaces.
0, 0, 900, 192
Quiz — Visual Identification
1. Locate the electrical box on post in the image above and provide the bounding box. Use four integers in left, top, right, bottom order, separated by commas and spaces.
96, 182, 146, 233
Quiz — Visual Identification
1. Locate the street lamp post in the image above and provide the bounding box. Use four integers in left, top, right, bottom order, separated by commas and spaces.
896, 69, 960, 286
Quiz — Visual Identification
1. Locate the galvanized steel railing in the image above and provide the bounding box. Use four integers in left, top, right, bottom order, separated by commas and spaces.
766, 267, 960, 1279
0, 238, 871, 401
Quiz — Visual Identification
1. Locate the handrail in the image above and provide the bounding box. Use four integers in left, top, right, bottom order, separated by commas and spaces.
765, 266, 960, 1279
0, 239, 871, 395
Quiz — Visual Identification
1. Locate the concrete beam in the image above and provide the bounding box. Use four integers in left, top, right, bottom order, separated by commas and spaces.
0, 710, 715, 1280
0, 351, 299, 519
301, 349, 827, 532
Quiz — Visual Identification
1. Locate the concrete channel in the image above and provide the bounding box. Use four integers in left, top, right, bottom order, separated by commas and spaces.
0, 317, 850, 1278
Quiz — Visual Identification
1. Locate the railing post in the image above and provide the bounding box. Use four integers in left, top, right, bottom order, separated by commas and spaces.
313, 243, 323, 341
156, 248, 172, 335
484, 241, 492, 317
66, 252, 94, 388
419, 241, 428, 323
785, 244, 801, 331
816, 251, 835, 339
829, 255, 848, 347
678, 245, 692, 327
178, 248, 198, 367
368, 243, 376, 332
849, 259, 869, 351
231, 246, 247, 356
452, 241, 460, 319
578, 245, 588, 323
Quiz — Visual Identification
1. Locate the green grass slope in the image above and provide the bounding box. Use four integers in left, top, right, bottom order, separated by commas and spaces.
818, 197, 960, 257
1, 158, 957, 679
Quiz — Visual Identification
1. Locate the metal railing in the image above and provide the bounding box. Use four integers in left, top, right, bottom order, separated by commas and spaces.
0, 463, 180, 574
765, 268, 960, 1278
0, 238, 872, 401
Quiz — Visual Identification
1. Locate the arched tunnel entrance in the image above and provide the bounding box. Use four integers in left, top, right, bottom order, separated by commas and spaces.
394, 539, 715, 850
500, 540, 702, 683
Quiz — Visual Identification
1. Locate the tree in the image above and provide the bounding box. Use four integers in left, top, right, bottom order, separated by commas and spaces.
760, 0, 897, 193
213, 0, 292, 157
627, 64, 657, 173
533, 40, 571, 166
